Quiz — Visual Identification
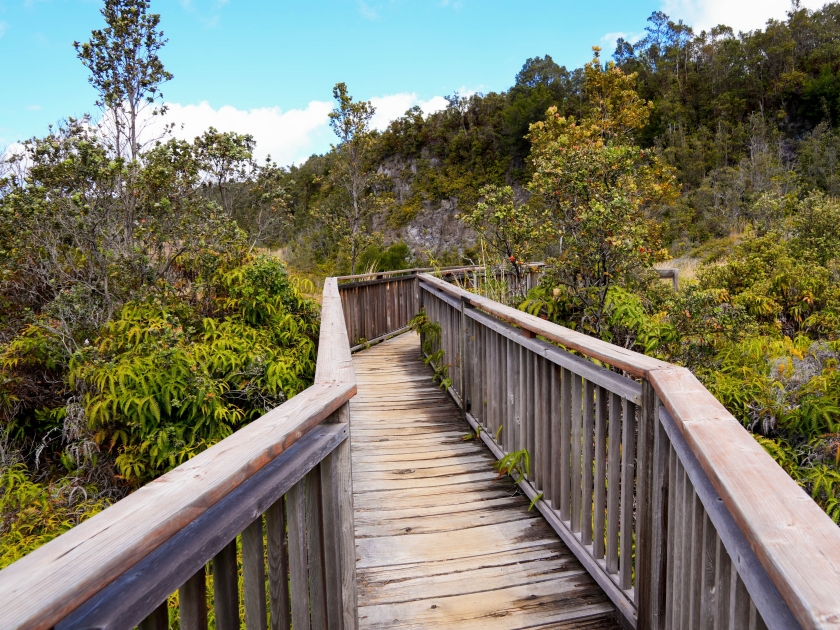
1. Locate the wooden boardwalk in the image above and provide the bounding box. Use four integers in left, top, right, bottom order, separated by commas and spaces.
350, 332, 620, 629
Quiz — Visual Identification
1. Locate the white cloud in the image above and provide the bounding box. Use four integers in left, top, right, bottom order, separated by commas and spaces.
25, 104, 41, 111
150, 100, 334, 166
369, 93, 448, 131
358, 0, 380, 20
601, 31, 644, 48
149, 93, 449, 167
661, 0, 829, 33
0, 21, 8, 39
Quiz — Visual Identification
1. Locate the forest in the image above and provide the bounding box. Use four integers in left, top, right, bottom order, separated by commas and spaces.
2, 0, 840, 569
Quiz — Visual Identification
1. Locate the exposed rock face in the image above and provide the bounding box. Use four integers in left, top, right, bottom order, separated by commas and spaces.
402, 198, 476, 257
375, 156, 478, 259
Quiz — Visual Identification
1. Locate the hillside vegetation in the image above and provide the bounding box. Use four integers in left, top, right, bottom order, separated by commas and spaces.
3, 0, 840, 570
275, 4, 840, 523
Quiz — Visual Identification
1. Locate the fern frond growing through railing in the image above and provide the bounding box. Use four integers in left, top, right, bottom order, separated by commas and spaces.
494, 448, 530, 484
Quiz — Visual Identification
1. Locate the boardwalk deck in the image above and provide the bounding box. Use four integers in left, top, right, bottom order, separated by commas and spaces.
350, 332, 621, 629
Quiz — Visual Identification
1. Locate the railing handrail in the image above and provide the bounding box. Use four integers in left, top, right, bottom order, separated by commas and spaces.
0, 278, 357, 630
418, 272, 840, 630
335, 262, 546, 282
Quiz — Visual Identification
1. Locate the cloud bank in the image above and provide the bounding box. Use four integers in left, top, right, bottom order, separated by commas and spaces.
153, 93, 449, 166
661, 0, 829, 33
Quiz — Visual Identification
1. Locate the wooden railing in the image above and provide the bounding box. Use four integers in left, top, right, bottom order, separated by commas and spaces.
336, 264, 544, 349
413, 273, 840, 630
332, 271, 839, 629
0, 279, 359, 630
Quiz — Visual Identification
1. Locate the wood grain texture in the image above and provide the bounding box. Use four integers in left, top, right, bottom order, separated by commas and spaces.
266, 499, 291, 630
350, 333, 619, 629
242, 517, 267, 630
418, 274, 670, 378
213, 541, 239, 630
179, 567, 208, 630
649, 367, 840, 629
0, 381, 352, 630
56, 425, 348, 630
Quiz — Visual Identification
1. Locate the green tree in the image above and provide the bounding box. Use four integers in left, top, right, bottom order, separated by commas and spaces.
74, 0, 172, 163
460, 184, 550, 288
325, 82, 381, 274
527, 48, 677, 334
194, 127, 256, 217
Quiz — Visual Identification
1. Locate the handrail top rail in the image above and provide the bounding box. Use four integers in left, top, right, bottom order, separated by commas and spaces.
418, 272, 840, 629
0, 277, 357, 630
335, 262, 546, 282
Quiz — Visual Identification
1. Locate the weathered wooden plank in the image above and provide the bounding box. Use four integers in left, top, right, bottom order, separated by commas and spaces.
580, 381, 595, 545
619, 399, 636, 591
571, 373, 583, 533
266, 499, 291, 630
287, 481, 310, 630
358, 578, 616, 629
180, 567, 207, 630
715, 535, 732, 630
350, 332, 620, 630
606, 393, 621, 575
419, 273, 670, 378
242, 517, 267, 630
559, 366, 571, 520
56, 426, 348, 630
700, 513, 717, 629
138, 601, 169, 630
594, 385, 607, 560
0, 381, 353, 630
459, 302, 643, 403
650, 367, 840, 629
304, 469, 328, 630
213, 541, 239, 630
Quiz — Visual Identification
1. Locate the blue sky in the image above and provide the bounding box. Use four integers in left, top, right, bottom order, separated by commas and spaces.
0, 0, 830, 165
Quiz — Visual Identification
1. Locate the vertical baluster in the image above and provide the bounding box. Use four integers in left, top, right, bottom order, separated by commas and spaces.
319, 453, 344, 630
139, 600, 169, 630
525, 346, 535, 479
571, 374, 583, 533
532, 353, 542, 488
690, 492, 704, 627
518, 343, 527, 460
266, 498, 291, 630
180, 566, 208, 630
541, 357, 552, 500
558, 367, 571, 521
680, 473, 694, 629
700, 513, 718, 628
593, 386, 607, 559
606, 393, 621, 574
213, 540, 239, 630
619, 399, 636, 590
550, 362, 562, 510
647, 405, 670, 629
729, 568, 750, 628
544, 361, 560, 510
486, 329, 495, 434
582, 380, 594, 545
714, 535, 732, 630
507, 338, 516, 454
243, 517, 267, 630
287, 482, 310, 630
305, 469, 328, 629
665, 447, 678, 626
480, 323, 487, 427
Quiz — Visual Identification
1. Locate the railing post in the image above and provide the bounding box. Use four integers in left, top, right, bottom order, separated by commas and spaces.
324, 403, 358, 630
637, 379, 669, 629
